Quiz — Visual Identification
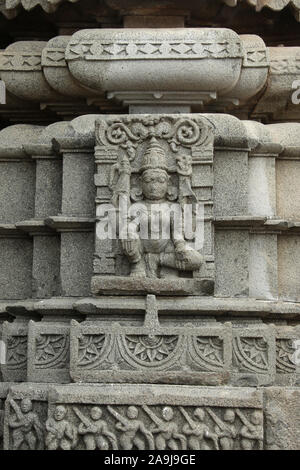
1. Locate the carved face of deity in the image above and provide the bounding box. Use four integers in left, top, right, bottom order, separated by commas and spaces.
21, 398, 32, 414
141, 169, 169, 201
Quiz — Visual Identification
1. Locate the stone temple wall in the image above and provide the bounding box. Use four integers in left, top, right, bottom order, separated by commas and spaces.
0, 0, 300, 451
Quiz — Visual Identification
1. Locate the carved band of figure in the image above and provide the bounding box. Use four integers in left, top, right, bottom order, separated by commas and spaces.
107, 405, 155, 450
74, 406, 118, 450
180, 407, 219, 450
45, 405, 77, 451
9, 398, 44, 450
120, 138, 203, 279
143, 405, 187, 450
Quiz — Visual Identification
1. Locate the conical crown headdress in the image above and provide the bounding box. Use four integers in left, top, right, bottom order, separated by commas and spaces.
140, 137, 168, 172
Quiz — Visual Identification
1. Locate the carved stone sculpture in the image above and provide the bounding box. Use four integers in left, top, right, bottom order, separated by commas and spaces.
8, 398, 44, 450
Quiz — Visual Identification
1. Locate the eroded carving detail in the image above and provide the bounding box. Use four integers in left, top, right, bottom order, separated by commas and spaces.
46, 405, 78, 450
276, 338, 296, 374
67, 40, 243, 61
6, 336, 27, 370
35, 334, 69, 370
78, 334, 108, 368
233, 337, 269, 374
45, 404, 263, 450
8, 398, 44, 450
71, 322, 230, 376
124, 335, 179, 364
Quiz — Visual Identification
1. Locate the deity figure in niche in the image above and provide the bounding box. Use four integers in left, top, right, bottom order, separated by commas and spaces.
117, 137, 203, 279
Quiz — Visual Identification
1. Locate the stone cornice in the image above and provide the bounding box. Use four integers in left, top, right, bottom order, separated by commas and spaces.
1, 31, 300, 122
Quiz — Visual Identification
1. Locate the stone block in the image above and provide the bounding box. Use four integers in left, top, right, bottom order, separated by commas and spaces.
4, 383, 50, 450
47, 384, 263, 450
34, 159, 62, 218
60, 232, 94, 297
248, 156, 276, 217
62, 152, 95, 217
70, 315, 232, 386
277, 159, 300, 220
264, 387, 300, 450
231, 322, 276, 386
32, 236, 61, 299
214, 150, 248, 217
215, 230, 249, 298
0, 161, 35, 224
275, 325, 300, 386
1, 321, 28, 382
91, 276, 214, 296
27, 320, 70, 384
278, 235, 300, 302
249, 233, 278, 301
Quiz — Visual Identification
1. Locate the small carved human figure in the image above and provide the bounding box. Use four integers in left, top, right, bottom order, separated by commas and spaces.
180, 407, 219, 450
207, 408, 237, 450
74, 406, 118, 450
121, 138, 203, 278
8, 398, 44, 450
238, 410, 263, 450
45, 405, 77, 450
176, 154, 197, 206
107, 405, 154, 450
109, 155, 132, 207
143, 405, 187, 450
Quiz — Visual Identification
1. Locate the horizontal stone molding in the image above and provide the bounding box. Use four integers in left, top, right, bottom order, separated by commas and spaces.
0, 31, 299, 121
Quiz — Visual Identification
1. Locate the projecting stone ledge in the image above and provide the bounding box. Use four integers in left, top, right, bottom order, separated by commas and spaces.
91, 276, 214, 296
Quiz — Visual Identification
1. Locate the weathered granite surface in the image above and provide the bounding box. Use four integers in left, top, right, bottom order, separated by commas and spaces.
0, 6, 300, 450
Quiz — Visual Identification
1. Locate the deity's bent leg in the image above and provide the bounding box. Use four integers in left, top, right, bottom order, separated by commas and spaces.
160, 250, 202, 272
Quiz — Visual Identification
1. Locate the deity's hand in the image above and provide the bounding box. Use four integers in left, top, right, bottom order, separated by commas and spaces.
121, 239, 135, 256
